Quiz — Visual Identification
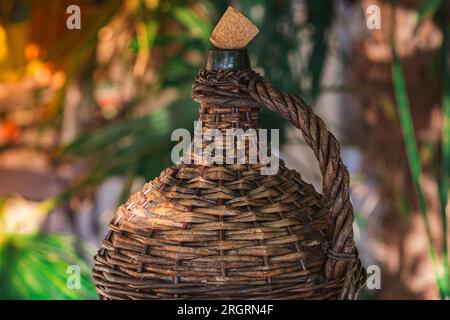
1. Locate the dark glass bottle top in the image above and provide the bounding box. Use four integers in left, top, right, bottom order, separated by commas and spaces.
204, 48, 250, 71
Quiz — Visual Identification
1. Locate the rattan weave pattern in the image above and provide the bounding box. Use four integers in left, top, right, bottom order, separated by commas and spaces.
92, 69, 366, 300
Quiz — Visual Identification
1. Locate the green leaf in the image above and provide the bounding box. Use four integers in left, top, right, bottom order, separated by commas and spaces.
305, 0, 333, 100
415, 0, 442, 26
392, 54, 428, 215
0, 234, 97, 300
391, 7, 442, 296
439, 19, 450, 297
58, 97, 197, 195
172, 6, 211, 44
60, 117, 149, 157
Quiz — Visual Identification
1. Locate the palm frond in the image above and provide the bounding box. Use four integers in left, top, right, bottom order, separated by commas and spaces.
0, 234, 97, 300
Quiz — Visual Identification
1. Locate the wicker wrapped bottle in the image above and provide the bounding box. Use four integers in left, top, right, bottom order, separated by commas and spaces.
92, 7, 366, 300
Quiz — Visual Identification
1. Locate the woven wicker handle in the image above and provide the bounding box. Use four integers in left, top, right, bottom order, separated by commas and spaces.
192, 69, 363, 299
247, 77, 356, 275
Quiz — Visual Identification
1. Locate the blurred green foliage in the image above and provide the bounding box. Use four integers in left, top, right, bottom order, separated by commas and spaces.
391, 0, 450, 298
0, 233, 96, 299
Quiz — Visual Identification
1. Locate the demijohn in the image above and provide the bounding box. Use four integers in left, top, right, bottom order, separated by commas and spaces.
92, 7, 366, 300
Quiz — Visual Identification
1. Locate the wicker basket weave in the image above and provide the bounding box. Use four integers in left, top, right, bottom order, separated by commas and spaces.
92, 50, 366, 300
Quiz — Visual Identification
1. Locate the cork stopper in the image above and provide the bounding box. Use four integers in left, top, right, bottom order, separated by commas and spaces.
210, 7, 259, 49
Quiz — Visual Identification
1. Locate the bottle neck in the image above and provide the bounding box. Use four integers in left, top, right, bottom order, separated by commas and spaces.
189, 105, 264, 167
200, 47, 257, 131
204, 48, 250, 71
187, 48, 265, 165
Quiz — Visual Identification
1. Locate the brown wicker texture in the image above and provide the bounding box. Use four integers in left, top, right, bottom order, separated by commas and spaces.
92, 69, 366, 300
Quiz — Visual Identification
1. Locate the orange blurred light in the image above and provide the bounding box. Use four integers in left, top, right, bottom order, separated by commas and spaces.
34, 64, 52, 87
51, 71, 66, 89
2, 121, 20, 141
25, 43, 41, 60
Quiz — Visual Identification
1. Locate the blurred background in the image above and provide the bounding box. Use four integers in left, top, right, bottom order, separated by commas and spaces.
0, 0, 449, 299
